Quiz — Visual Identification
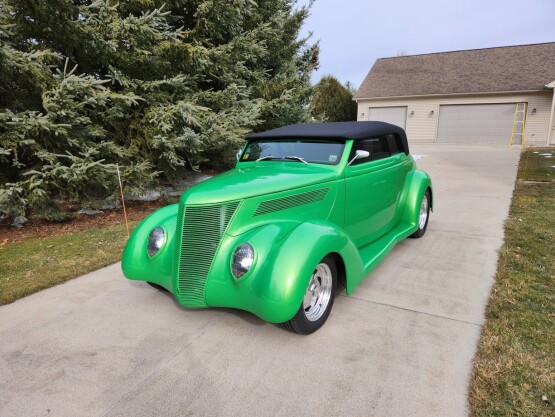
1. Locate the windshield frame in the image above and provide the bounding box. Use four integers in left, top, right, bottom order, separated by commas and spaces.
239, 139, 346, 166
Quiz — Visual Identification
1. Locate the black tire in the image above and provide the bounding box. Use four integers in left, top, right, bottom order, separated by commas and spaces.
410, 189, 431, 238
147, 282, 168, 292
283, 254, 337, 335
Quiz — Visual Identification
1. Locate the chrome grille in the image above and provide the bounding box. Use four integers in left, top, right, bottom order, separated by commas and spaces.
177, 202, 239, 307
173, 202, 185, 278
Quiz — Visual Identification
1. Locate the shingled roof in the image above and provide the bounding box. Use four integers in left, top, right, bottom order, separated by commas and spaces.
354, 42, 555, 99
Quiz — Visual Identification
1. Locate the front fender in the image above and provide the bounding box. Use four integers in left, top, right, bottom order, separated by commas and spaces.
205, 220, 363, 323
263, 221, 364, 322
121, 204, 178, 292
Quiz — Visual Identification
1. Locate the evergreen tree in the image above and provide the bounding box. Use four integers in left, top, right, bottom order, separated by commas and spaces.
0, 0, 318, 223
310, 75, 357, 122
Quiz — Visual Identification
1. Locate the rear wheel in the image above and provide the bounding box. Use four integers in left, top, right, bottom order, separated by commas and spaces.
410, 189, 430, 238
283, 255, 337, 335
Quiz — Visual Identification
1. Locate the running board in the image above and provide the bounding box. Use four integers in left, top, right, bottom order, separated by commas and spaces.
346, 222, 416, 295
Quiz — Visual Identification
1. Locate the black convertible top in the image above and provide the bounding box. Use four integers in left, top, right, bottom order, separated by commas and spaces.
247, 121, 409, 154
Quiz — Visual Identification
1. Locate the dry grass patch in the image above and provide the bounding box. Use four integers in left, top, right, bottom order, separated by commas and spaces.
469, 148, 555, 416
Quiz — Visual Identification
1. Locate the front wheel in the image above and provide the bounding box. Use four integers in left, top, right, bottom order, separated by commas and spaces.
146, 282, 168, 292
283, 255, 337, 335
410, 189, 431, 238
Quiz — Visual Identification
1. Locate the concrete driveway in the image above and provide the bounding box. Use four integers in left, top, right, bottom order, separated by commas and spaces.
0, 144, 520, 417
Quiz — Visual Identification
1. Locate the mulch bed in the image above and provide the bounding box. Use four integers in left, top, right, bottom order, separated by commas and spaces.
0, 199, 174, 245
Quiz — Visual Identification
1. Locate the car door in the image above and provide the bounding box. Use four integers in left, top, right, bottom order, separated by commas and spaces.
344, 135, 406, 248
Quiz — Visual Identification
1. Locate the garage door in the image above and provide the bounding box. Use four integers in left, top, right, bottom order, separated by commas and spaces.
368, 107, 407, 130
437, 103, 525, 144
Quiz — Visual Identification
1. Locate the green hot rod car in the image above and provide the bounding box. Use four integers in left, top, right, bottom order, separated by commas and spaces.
122, 121, 433, 334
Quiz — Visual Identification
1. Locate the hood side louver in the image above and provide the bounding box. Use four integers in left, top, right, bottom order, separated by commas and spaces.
253, 188, 330, 217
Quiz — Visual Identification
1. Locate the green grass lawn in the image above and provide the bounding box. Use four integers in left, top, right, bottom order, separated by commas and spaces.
469, 148, 555, 416
0, 222, 137, 305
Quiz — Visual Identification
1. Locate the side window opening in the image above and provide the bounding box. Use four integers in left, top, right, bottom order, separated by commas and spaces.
387, 133, 404, 155
350, 136, 392, 165
387, 134, 398, 154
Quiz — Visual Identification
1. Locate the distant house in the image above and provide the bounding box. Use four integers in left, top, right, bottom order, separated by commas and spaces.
354, 43, 555, 146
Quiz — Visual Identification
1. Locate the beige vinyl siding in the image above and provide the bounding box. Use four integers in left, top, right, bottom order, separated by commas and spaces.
356, 91, 554, 146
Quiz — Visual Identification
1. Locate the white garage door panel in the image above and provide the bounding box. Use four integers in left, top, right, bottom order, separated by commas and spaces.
437, 104, 523, 144
368, 107, 407, 130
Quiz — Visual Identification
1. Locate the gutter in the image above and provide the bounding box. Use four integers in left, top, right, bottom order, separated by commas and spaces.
353, 89, 547, 101
546, 80, 555, 145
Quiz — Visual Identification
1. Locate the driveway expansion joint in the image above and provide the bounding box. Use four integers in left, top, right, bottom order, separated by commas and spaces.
427, 227, 502, 240
341, 294, 482, 327
98, 327, 210, 417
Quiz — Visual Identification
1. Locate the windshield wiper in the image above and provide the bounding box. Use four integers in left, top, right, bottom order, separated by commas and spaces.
256, 155, 308, 164
284, 155, 308, 165
256, 155, 278, 161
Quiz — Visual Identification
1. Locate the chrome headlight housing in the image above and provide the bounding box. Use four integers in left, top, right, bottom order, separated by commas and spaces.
231, 243, 254, 279
147, 227, 165, 257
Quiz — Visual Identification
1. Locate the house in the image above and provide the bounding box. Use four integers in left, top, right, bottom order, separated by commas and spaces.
354, 42, 555, 146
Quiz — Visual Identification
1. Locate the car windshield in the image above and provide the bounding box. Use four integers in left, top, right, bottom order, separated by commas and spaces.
240, 140, 345, 165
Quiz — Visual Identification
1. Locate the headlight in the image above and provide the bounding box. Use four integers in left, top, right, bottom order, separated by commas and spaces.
147, 227, 165, 257
231, 243, 254, 279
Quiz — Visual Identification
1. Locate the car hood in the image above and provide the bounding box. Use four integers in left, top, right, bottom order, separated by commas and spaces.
180, 163, 338, 205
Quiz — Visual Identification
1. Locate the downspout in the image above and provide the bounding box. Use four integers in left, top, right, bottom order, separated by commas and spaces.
354, 98, 359, 120
546, 80, 555, 145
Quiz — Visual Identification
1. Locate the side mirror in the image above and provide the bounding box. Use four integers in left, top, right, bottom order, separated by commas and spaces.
347, 150, 370, 166
236, 149, 242, 161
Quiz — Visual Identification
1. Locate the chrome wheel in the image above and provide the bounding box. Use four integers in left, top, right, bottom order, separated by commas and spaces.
410, 189, 431, 239
284, 255, 337, 334
418, 194, 429, 230
302, 263, 333, 322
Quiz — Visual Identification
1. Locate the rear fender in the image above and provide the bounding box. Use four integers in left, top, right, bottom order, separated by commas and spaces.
400, 169, 433, 228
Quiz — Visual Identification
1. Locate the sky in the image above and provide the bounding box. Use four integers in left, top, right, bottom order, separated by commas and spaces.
298, 0, 555, 88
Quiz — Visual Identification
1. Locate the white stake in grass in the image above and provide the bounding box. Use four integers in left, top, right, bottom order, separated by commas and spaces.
116, 164, 130, 237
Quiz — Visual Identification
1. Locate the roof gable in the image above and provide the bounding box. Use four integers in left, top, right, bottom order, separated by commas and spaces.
354, 42, 555, 99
